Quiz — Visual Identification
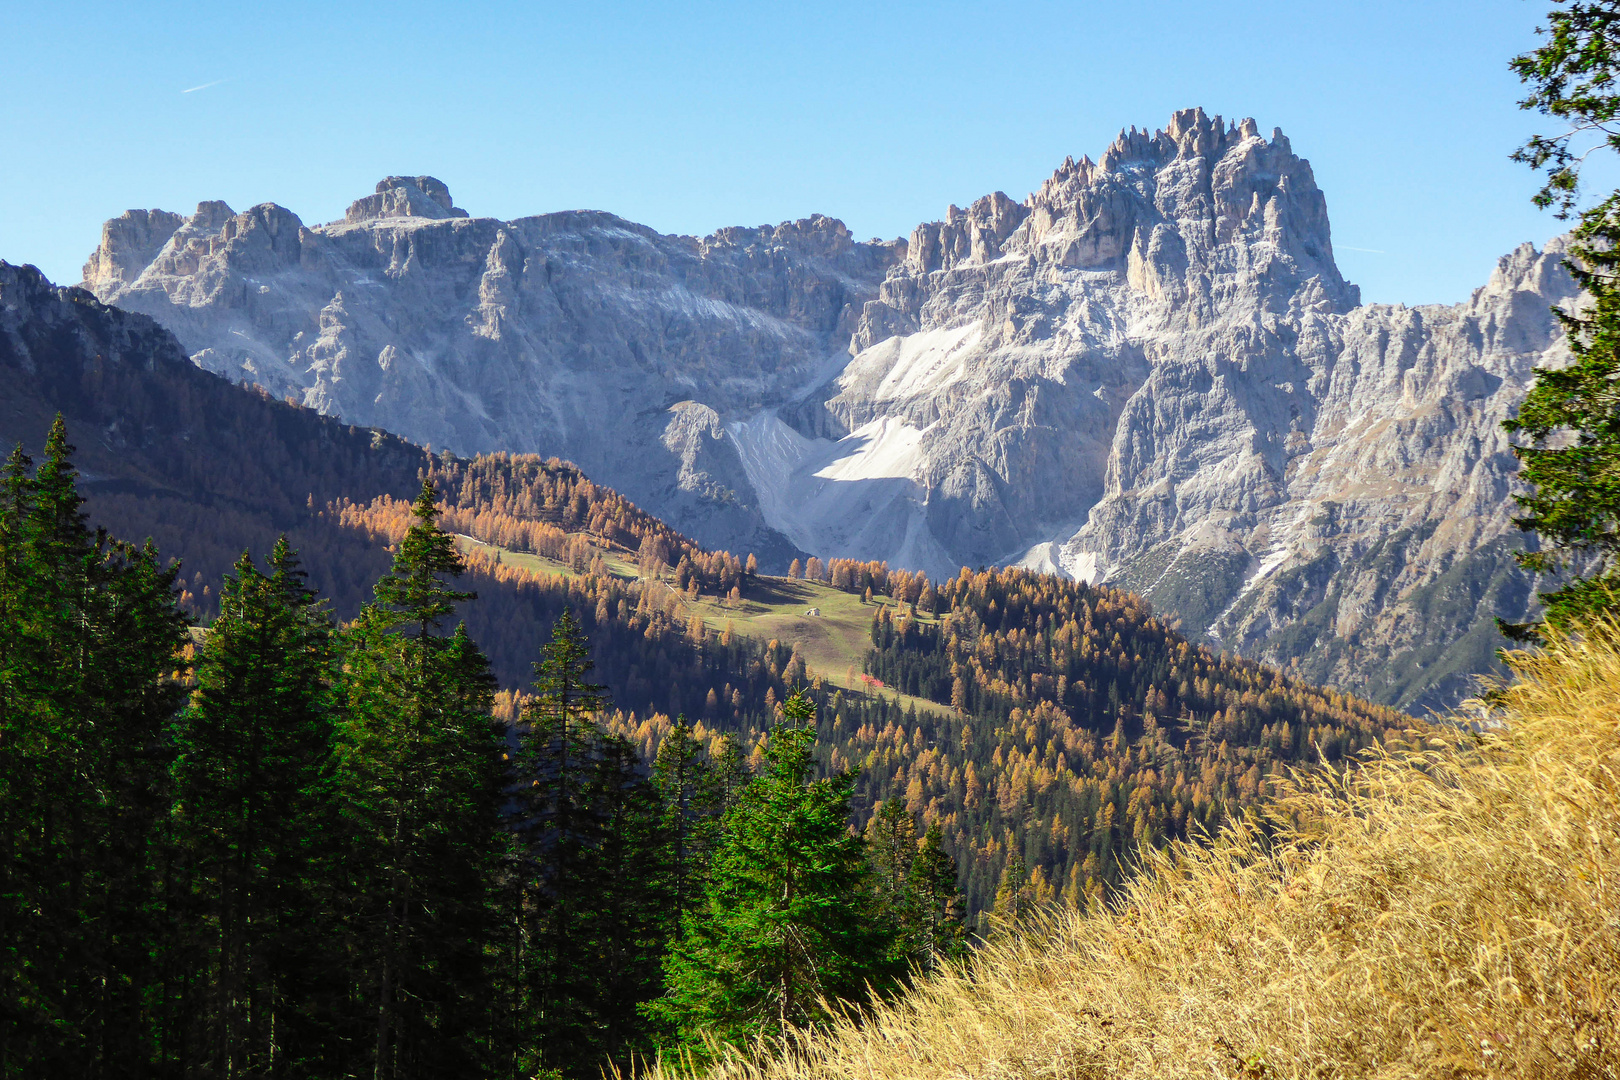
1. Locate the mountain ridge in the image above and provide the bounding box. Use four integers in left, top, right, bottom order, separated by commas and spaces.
79, 107, 1570, 710
0, 257, 1411, 916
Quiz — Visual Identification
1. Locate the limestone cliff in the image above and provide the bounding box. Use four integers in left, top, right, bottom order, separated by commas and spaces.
81, 115, 1571, 710
735, 110, 1570, 711
82, 175, 903, 567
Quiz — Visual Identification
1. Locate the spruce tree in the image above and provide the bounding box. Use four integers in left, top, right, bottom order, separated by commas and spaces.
335, 481, 508, 1080
864, 803, 967, 971
649, 690, 903, 1053
0, 418, 187, 1075
516, 610, 610, 1076
907, 822, 967, 968
651, 717, 721, 939
0, 444, 30, 685
168, 538, 338, 1076
0, 444, 34, 1075
992, 852, 1033, 928
707, 732, 750, 811
865, 799, 919, 926
514, 610, 669, 1077
581, 733, 668, 1069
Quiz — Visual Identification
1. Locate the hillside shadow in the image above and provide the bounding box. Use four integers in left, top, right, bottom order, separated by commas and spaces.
746, 576, 818, 608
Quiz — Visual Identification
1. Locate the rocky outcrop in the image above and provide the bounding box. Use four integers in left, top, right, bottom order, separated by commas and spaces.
81, 209, 187, 294
80, 119, 1572, 711
344, 175, 469, 223
790, 110, 1568, 711
81, 179, 904, 567
732, 110, 1371, 583
1058, 238, 1571, 711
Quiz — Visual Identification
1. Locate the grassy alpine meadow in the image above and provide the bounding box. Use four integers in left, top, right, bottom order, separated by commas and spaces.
642, 624, 1620, 1080
455, 531, 950, 714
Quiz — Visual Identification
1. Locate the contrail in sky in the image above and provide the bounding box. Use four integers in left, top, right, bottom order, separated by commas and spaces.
182, 79, 227, 94
1342, 246, 1387, 254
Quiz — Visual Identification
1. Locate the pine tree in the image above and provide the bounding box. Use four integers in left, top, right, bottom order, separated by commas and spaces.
0, 418, 188, 1075
648, 690, 904, 1052
516, 610, 609, 1076
168, 538, 338, 1076
907, 822, 968, 968
335, 481, 508, 1080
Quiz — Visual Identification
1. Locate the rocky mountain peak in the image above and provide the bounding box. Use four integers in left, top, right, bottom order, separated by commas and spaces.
1081, 108, 1271, 177
80, 208, 186, 292
71, 114, 1574, 711
80, 198, 301, 296
343, 175, 468, 224
893, 108, 1353, 314
705, 213, 857, 260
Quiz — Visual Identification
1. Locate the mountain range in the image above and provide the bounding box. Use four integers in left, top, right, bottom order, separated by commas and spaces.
0, 258, 1413, 915
77, 108, 1572, 711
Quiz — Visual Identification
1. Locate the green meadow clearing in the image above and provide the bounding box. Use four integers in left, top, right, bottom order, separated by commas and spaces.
453, 534, 949, 716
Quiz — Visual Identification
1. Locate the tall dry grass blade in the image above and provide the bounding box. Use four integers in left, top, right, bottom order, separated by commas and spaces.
641, 624, 1620, 1079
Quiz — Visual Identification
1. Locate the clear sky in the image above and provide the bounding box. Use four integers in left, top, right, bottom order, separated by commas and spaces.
0, 0, 1585, 305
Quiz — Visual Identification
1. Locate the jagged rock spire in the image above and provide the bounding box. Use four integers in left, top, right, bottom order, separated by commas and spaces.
344, 176, 469, 223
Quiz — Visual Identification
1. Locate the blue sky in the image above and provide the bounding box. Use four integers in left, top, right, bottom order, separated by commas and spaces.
0, 0, 1583, 304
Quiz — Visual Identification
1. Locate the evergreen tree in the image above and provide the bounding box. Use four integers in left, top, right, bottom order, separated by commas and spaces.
907, 822, 968, 968
651, 717, 721, 939
1506, 1, 1620, 631
516, 610, 609, 1076
335, 481, 508, 1080
0, 444, 29, 680
864, 803, 967, 971
582, 734, 668, 1068
168, 538, 338, 1076
516, 611, 666, 1077
515, 612, 673, 1075
0, 444, 33, 1074
0, 418, 188, 1075
992, 852, 1034, 928
865, 799, 918, 915
707, 732, 750, 812
649, 690, 904, 1053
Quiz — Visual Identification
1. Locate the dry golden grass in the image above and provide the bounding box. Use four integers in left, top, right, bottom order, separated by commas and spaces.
656, 627, 1620, 1079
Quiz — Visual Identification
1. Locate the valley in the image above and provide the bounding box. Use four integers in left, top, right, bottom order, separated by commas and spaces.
0, 257, 1406, 918
452, 530, 951, 716
77, 112, 1572, 712
11, 0, 1619, 1071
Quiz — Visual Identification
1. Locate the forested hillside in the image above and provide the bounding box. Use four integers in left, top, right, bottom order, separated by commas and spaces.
394, 470, 1409, 909
644, 631, 1620, 1080
0, 260, 430, 616
0, 426, 958, 1075
1, 261, 1410, 919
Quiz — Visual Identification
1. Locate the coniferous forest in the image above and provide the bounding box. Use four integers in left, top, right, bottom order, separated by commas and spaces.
336, 465, 1408, 912
0, 420, 961, 1078
0, 280, 1415, 1075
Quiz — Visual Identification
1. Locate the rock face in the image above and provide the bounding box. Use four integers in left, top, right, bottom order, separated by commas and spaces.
731, 109, 1572, 712
80, 114, 1575, 711
82, 176, 903, 567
